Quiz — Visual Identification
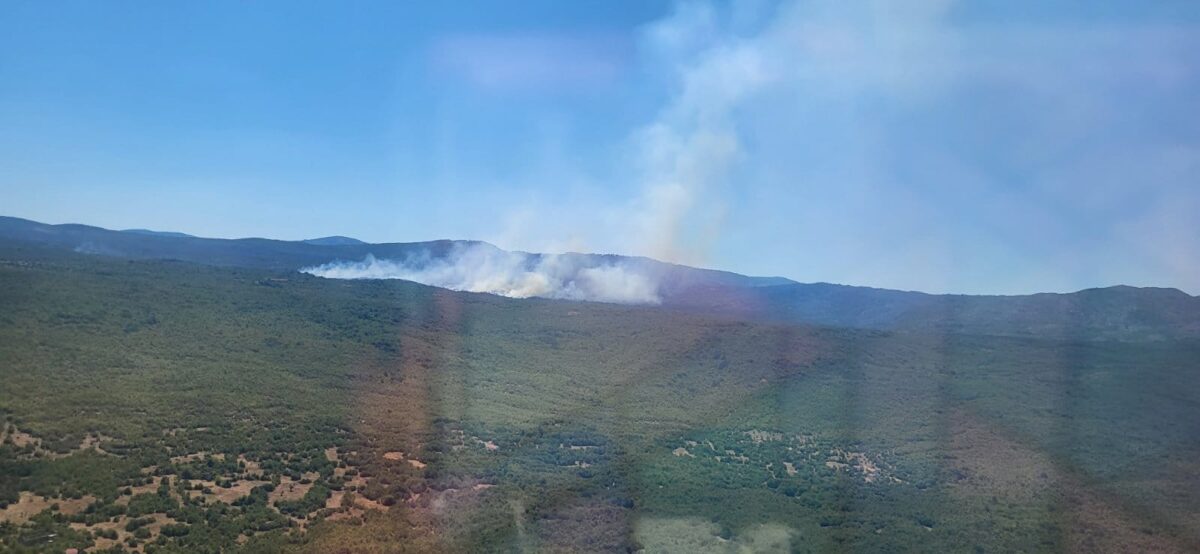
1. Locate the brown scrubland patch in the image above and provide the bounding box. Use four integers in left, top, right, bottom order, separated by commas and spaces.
324, 508, 365, 523
354, 495, 389, 512
531, 501, 633, 553
342, 473, 369, 491
0, 425, 114, 459
72, 512, 179, 553
187, 478, 271, 504
0, 491, 96, 524
268, 475, 315, 504
77, 433, 113, 454
947, 413, 1053, 502
115, 476, 165, 505
946, 408, 1197, 553
323, 491, 388, 523
1117, 458, 1200, 543
1, 425, 39, 448
238, 454, 264, 477
300, 292, 468, 551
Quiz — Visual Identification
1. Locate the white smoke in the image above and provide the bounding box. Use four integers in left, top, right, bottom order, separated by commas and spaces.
300, 244, 661, 305
627, 3, 775, 265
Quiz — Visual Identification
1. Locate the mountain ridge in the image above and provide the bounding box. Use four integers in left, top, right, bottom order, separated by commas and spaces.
3, 215, 1186, 297
302, 235, 367, 246
1, 215, 1195, 341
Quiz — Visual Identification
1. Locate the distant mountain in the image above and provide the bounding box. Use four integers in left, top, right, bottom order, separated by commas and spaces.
122, 228, 195, 238
663, 281, 1200, 341
1, 215, 1195, 341
303, 236, 366, 246
0, 216, 788, 290
0, 216, 470, 271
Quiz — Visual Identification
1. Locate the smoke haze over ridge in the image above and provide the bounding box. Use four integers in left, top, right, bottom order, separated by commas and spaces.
300, 244, 662, 304
3, 2, 1197, 294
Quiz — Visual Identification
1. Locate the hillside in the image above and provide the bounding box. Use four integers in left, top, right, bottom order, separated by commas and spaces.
1, 215, 1196, 341
302, 236, 367, 246
0, 216, 788, 290
0, 241, 1198, 552
665, 281, 1200, 341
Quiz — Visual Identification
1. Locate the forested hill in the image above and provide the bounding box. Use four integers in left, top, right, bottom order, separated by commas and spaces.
1, 240, 1198, 552
662, 281, 1200, 342
0, 216, 788, 290
1, 215, 1196, 341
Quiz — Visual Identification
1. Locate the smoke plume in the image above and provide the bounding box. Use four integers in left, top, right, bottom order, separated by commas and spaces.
300, 244, 661, 305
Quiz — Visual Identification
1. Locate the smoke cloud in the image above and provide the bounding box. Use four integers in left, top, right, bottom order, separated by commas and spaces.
623, 3, 774, 265
300, 244, 661, 305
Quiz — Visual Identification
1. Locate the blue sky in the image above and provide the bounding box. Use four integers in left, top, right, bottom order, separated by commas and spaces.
2, 1, 1198, 294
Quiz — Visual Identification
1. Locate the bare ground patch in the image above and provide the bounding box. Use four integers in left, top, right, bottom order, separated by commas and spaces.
268, 475, 317, 504
0, 424, 114, 459
0, 492, 96, 524
71, 512, 179, 553
186, 478, 271, 504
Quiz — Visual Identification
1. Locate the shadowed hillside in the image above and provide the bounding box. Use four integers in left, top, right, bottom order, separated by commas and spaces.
664, 281, 1200, 341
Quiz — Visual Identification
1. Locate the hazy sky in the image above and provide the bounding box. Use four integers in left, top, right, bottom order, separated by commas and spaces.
2, 1, 1198, 294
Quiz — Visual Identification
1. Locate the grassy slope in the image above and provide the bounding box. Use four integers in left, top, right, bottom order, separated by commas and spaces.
0, 243, 1197, 552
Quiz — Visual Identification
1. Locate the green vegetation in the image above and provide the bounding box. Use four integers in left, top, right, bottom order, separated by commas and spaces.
0, 241, 1197, 552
